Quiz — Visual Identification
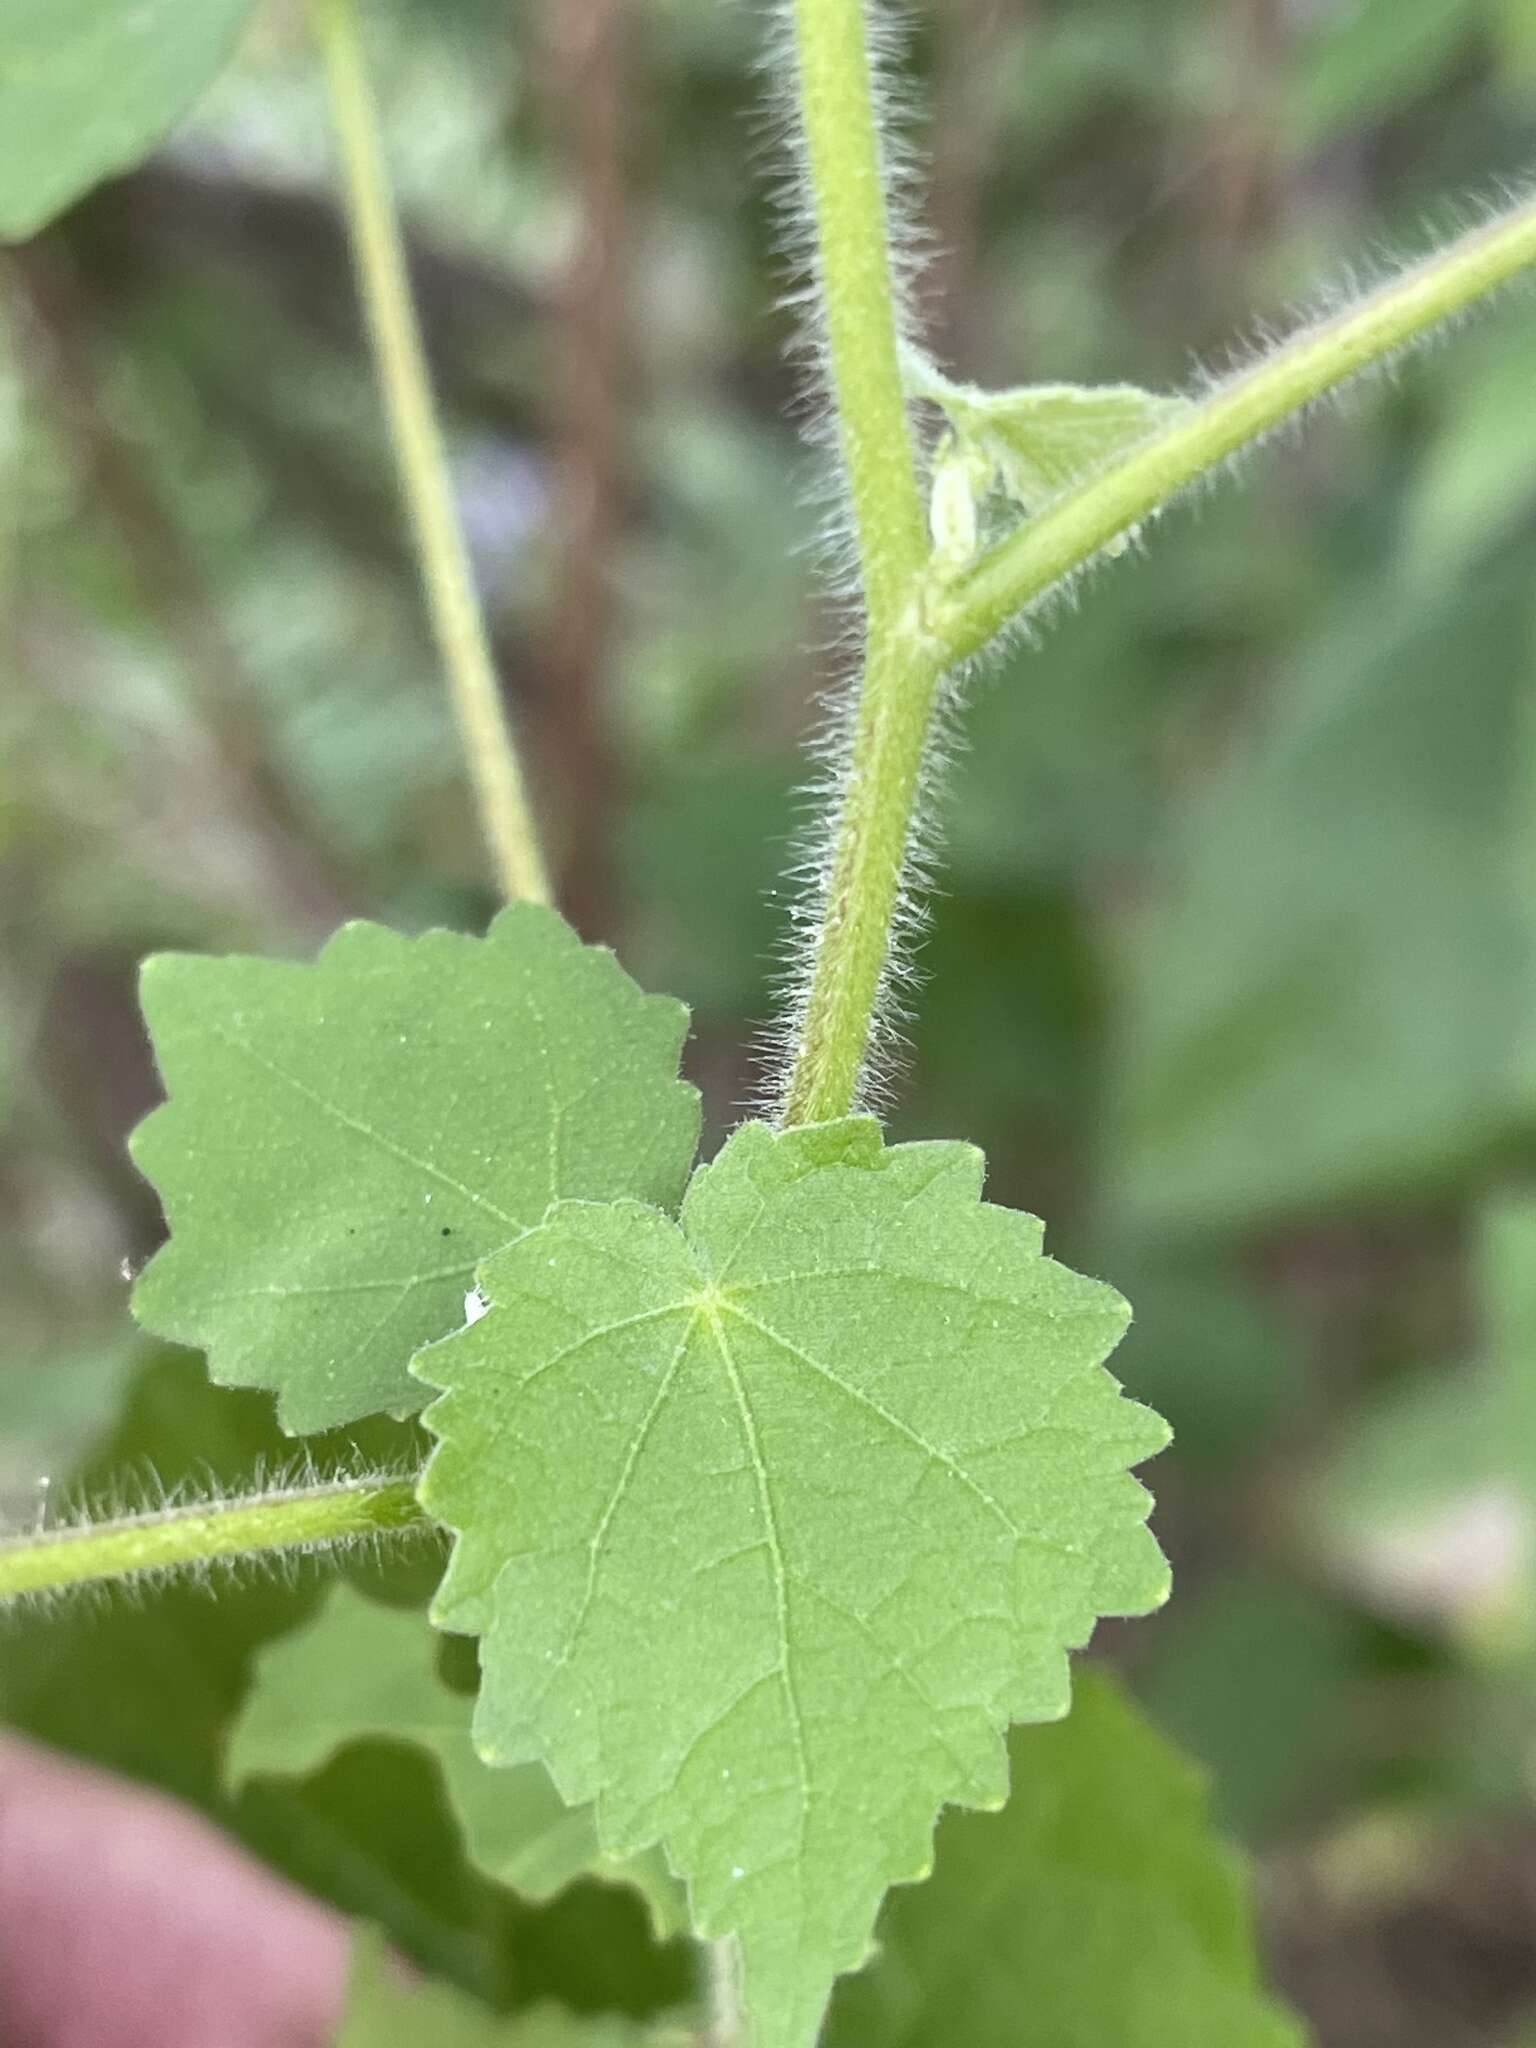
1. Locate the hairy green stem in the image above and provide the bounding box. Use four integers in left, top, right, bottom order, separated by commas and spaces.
780, 0, 936, 1126
783, 176, 1536, 1122
936, 190, 1536, 664
0, 1478, 429, 1605
311, 0, 550, 906
789, 0, 927, 626
781, 629, 943, 1125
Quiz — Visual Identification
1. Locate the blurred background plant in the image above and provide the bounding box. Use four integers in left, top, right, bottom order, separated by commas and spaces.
3, 1, 1536, 2042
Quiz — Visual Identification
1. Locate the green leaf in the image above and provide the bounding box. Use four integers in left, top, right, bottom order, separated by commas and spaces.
415, 1117, 1169, 2048
229, 1584, 685, 1934
1288, 0, 1478, 150
334, 1926, 662, 2048
1107, 547, 1536, 1235
824, 1669, 1306, 2048
0, 1353, 688, 2018
130, 906, 699, 1434
0, 0, 257, 242
0, 1348, 358, 1801
909, 354, 1187, 522
1136, 1572, 1363, 1844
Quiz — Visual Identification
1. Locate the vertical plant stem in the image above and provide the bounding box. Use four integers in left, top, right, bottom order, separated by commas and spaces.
703, 1932, 746, 2047
780, 0, 941, 1126
790, 0, 927, 626
311, 0, 551, 905
781, 630, 943, 1126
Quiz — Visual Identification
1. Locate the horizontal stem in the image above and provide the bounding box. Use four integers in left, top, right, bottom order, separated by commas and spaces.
0, 1478, 430, 1605
935, 190, 1536, 664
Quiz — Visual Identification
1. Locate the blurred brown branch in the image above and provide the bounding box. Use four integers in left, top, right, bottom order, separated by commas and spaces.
536, 0, 630, 937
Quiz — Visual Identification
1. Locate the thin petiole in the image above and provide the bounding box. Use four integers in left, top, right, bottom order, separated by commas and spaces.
934, 189, 1536, 666
778, 53, 1536, 1124
311, 0, 551, 906
0, 1476, 431, 1606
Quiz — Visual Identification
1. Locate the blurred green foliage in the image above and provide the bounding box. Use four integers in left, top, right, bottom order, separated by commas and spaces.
4, 1, 1536, 2042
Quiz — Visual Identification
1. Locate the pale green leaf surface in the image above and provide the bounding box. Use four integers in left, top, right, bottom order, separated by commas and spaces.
229, 1585, 684, 1933
415, 1117, 1169, 2048
824, 1669, 1306, 2048
335, 1926, 659, 2048
0, 0, 256, 241
131, 906, 699, 1433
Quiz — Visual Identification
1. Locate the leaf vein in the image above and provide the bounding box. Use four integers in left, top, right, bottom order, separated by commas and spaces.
706, 1308, 813, 1854
209, 1027, 518, 1228
196, 1262, 476, 1304
722, 1301, 1020, 1539
554, 1309, 702, 1674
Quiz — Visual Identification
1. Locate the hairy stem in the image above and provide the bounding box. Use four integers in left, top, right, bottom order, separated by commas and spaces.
783, 172, 1536, 1121
780, 0, 936, 1126
936, 189, 1536, 665
781, 630, 943, 1126
789, 0, 926, 626
311, 0, 551, 905
0, 1478, 429, 1605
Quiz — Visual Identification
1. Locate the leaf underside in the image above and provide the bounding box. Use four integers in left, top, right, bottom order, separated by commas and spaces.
228, 1584, 684, 1935
0, 0, 257, 241
415, 1116, 1170, 2048
130, 905, 700, 1433
825, 1668, 1306, 2048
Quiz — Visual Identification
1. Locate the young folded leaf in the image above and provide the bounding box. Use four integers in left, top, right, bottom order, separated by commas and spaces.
228, 1585, 684, 1933
130, 906, 699, 1433
908, 352, 1188, 525
825, 1669, 1305, 2047
414, 1117, 1170, 2048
